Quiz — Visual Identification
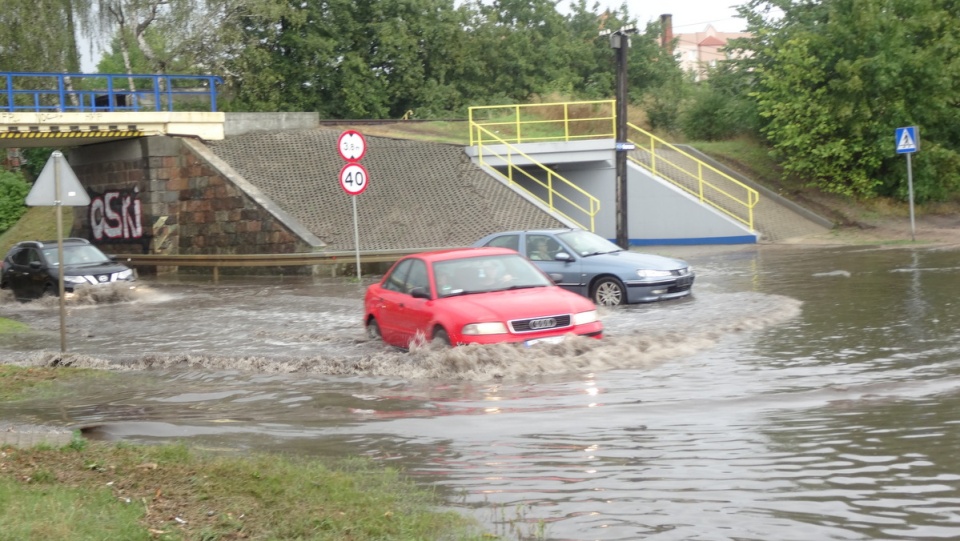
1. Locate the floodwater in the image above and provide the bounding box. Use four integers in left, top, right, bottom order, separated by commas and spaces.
1, 243, 959, 541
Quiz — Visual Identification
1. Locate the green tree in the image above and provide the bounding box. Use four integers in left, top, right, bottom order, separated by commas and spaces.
629, 18, 688, 132
77, 0, 291, 80
224, 0, 686, 118
226, 0, 472, 118
0, 0, 83, 73
679, 61, 760, 141
740, 0, 960, 200
0, 170, 30, 234
463, 0, 586, 102
19, 149, 54, 180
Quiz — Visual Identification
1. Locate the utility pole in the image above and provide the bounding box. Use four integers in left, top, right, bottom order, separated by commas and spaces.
601, 26, 638, 249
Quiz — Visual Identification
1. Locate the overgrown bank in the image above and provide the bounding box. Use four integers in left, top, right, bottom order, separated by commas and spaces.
0, 366, 491, 541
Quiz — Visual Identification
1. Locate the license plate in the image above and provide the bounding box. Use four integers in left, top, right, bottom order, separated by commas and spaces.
524, 336, 565, 347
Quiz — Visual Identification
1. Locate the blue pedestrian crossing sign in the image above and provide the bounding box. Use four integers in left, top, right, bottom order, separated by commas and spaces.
895, 126, 919, 154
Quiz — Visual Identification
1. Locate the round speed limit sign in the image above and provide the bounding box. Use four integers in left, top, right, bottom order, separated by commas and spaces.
339, 163, 369, 196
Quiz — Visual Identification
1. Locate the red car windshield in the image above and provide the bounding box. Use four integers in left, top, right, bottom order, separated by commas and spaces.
433, 254, 551, 297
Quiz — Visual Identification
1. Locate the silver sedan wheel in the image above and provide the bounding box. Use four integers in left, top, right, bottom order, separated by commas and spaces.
592, 277, 625, 306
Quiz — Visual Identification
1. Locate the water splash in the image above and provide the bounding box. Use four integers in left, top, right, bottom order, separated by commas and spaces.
8, 293, 803, 382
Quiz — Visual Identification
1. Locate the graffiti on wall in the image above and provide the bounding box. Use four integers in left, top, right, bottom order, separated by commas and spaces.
90, 188, 143, 241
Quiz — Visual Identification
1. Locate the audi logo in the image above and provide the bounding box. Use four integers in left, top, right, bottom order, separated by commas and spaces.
529, 318, 557, 330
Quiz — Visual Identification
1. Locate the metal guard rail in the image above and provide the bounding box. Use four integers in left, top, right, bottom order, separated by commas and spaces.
472, 123, 600, 232
627, 123, 759, 230
119, 249, 423, 280
122, 249, 418, 267
2, 71, 224, 113
468, 100, 615, 145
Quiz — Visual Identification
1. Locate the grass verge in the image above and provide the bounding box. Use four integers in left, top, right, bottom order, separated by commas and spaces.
0, 366, 488, 541
0, 439, 486, 541
0, 365, 111, 401
0, 318, 28, 334
0, 205, 72, 255
326, 121, 471, 145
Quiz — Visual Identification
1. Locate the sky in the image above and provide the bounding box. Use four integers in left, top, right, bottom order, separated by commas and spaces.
578, 0, 747, 33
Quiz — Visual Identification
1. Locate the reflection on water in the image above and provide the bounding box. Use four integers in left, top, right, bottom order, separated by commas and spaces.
2, 245, 959, 540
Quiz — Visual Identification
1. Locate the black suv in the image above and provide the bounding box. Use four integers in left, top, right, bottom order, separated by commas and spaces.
0, 238, 136, 300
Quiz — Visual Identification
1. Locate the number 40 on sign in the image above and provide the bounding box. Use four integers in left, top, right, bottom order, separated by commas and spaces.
339, 163, 369, 196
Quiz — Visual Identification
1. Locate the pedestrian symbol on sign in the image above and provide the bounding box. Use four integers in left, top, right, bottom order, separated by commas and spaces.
895, 126, 918, 154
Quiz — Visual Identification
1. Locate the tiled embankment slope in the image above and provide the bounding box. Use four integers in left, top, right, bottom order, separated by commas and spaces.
205, 129, 566, 251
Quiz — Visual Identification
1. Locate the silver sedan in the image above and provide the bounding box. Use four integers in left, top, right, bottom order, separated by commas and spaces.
473, 229, 695, 306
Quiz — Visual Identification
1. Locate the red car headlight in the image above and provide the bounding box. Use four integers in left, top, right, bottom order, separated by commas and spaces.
573, 310, 599, 325
462, 322, 509, 335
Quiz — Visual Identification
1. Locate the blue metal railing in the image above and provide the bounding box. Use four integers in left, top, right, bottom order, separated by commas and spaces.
2, 72, 224, 113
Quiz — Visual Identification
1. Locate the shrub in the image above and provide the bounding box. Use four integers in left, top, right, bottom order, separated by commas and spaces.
0, 170, 30, 234
880, 143, 960, 203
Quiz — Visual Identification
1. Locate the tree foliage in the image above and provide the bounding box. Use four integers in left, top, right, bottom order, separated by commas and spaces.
0, 0, 83, 73
738, 0, 960, 200
0, 170, 30, 234
222, 0, 679, 118
678, 61, 760, 141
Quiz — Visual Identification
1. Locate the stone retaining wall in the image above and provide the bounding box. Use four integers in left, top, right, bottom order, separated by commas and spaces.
66, 137, 319, 274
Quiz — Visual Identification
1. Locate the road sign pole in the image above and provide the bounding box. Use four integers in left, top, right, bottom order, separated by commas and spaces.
54, 157, 67, 353
25, 149, 91, 355
352, 196, 361, 279
906, 152, 916, 241
337, 133, 369, 280
895, 126, 919, 242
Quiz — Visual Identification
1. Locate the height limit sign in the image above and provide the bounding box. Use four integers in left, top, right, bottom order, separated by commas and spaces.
338, 130, 369, 278
338, 130, 367, 161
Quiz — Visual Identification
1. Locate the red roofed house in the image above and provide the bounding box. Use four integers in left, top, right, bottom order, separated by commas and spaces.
665, 17, 751, 81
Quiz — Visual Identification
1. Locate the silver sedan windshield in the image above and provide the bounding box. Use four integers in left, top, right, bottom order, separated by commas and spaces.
556, 230, 621, 256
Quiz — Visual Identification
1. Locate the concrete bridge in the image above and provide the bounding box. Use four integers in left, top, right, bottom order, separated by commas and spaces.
1, 72, 224, 147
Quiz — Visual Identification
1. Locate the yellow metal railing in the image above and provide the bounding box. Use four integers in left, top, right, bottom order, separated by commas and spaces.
466, 100, 758, 232
627, 123, 759, 230
469, 100, 615, 145
471, 123, 600, 231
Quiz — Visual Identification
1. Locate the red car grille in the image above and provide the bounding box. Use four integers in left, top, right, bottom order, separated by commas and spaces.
509, 314, 572, 333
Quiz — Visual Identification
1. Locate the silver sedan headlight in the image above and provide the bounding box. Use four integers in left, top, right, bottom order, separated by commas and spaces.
637, 269, 672, 278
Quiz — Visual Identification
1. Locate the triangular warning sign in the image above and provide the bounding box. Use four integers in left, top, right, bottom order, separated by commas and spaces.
25, 151, 91, 206
897, 130, 916, 151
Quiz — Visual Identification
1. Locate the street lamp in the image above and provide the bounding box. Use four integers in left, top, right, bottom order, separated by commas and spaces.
600, 25, 638, 249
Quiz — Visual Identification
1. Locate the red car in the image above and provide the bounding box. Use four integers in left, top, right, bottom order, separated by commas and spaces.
364, 247, 603, 348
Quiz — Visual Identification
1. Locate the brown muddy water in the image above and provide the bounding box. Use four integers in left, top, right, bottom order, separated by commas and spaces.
1, 244, 959, 541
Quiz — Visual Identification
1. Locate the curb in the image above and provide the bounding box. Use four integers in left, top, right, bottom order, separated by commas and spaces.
0, 423, 75, 449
